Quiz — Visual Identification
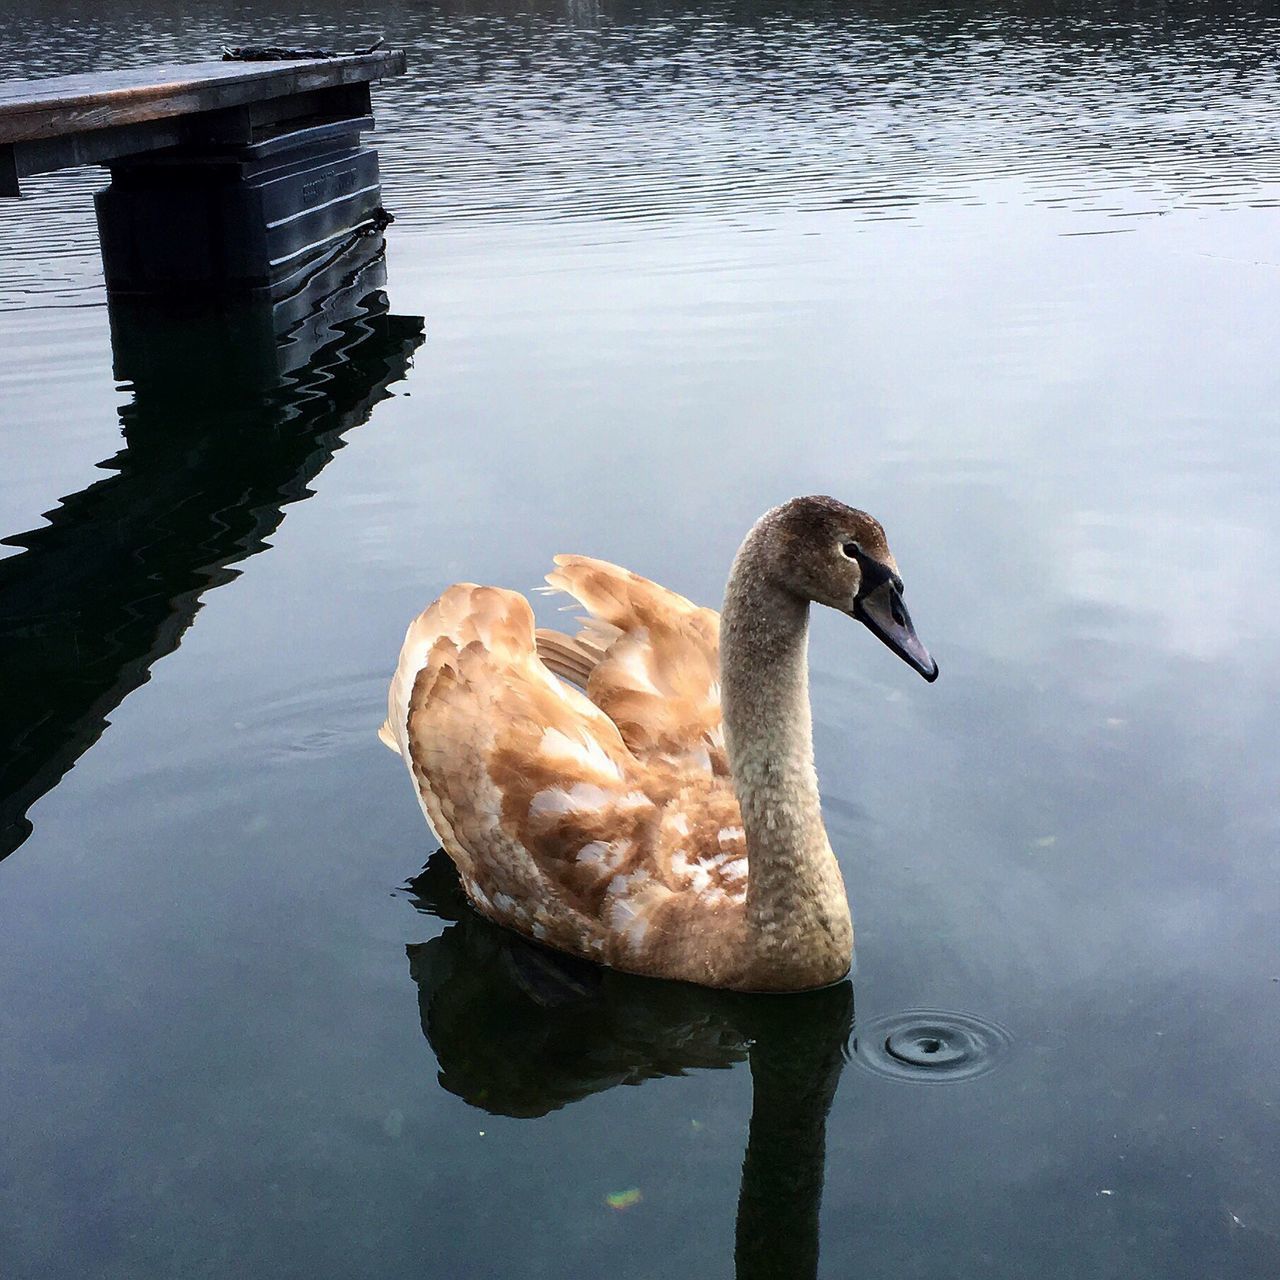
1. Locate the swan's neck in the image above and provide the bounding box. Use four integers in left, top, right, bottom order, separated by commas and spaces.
720, 537, 853, 987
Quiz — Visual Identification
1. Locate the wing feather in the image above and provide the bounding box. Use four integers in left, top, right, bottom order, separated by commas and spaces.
541, 556, 727, 773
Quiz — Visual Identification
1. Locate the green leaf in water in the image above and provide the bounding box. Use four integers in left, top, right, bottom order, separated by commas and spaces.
605, 1188, 643, 1211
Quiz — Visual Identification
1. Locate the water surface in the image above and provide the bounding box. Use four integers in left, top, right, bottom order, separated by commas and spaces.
1, 3, 1278, 1278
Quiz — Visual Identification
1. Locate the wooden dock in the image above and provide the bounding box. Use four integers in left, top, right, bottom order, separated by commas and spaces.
0, 52, 406, 294
0, 52, 405, 195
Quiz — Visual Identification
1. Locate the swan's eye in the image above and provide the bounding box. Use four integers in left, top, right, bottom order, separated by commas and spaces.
841, 542, 860, 559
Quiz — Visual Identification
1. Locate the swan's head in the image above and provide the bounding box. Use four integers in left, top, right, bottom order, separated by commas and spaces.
766, 495, 938, 682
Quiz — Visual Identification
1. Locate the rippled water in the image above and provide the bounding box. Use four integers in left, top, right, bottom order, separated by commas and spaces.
1, 3, 1278, 1278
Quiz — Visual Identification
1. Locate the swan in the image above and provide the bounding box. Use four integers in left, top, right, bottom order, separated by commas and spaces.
381, 495, 936, 991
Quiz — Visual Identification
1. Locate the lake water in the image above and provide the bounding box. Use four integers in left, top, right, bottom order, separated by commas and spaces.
1, 2, 1278, 1277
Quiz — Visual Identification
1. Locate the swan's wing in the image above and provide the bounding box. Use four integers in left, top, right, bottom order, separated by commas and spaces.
388, 585, 660, 956
385, 583, 747, 971
539, 556, 727, 775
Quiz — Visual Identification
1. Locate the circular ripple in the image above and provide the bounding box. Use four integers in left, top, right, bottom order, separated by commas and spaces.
852, 1010, 1011, 1084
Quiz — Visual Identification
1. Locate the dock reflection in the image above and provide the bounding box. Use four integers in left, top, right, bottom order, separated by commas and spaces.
405, 851, 852, 1280
0, 238, 424, 859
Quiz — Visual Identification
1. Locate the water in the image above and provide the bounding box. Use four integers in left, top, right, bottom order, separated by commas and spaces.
1, 2, 1278, 1276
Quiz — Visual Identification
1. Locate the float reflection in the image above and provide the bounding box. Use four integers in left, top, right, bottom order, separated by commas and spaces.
0, 236, 424, 859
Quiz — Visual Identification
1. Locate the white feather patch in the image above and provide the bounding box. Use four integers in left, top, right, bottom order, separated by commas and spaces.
539, 726, 624, 779
529, 782, 615, 818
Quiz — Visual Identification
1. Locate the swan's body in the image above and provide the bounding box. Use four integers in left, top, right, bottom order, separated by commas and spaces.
382, 496, 936, 992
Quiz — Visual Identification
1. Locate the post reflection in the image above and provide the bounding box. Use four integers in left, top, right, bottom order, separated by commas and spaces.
0, 238, 424, 859
405, 851, 853, 1279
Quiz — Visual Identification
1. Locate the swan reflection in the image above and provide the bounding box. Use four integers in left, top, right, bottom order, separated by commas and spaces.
405, 851, 852, 1279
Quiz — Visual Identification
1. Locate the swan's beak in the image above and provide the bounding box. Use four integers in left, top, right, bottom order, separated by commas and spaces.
853, 580, 938, 682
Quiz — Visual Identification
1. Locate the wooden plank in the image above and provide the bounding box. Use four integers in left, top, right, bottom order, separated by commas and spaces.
9, 108, 375, 184
0, 52, 405, 146
11, 117, 188, 182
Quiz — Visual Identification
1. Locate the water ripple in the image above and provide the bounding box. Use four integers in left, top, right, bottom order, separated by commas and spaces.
371, 4, 1280, 236
852, 1008, 1013, 1084
1, 1, 1278, 305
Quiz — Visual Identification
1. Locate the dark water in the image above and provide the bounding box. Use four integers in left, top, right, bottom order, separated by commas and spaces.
1, 2, 1278, 1277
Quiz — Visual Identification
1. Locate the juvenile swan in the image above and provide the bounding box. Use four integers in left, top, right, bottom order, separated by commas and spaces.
382, 496, 937, 991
